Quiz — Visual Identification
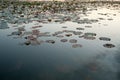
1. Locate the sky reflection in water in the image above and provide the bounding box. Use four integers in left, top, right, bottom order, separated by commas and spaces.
0, 2, 120, 80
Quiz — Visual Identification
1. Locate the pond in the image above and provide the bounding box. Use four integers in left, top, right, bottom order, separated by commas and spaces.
0, 2, 120, 80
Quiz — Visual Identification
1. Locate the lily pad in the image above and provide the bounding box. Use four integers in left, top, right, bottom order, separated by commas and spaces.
72, 44, 82, 48
60, 39, 68, 42
84, 36, 96, 40
103, 43, 115, 48
73, 31, 82, 35
85, 26, 92, 28
99, 37, 111, 41
56, 35, 64, 38
65, 34, 72, 37
62, 26, 67, 28
84, 33, 96, 36
46, 40, 55, 44
69, 39, 77, 43
76, 27, 84, 30
24, 41, 31, 45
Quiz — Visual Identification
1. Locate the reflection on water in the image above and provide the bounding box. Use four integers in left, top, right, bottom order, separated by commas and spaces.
0, 2, 120, 80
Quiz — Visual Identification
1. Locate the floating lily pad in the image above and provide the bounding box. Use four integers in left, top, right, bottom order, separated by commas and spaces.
98, 18, 105, 20
56, 35, 64, 38
27, 35, 37, 40
24, 41, 31, 45
84, 33, 97, 36
72, 44, 82, 48
99, 37, 111, 41
62, 26, 67, 28
73, 31, 83, 35
46, 40, 55, 44
76, 27, 84, 30
18, 27, 25, 31
32, 30, 40, 35
32, 25, 42, 29
85, 26, 92, 28
69, 39, 77, 43
107, 18, 113, 21
84, 36, 96, 40
60, 39, 68, 42
11, 31, 22, 36
63, 30, 75, 33
79, 35, 84, 38
103, 43, 115, 48
65, 34, 72, 37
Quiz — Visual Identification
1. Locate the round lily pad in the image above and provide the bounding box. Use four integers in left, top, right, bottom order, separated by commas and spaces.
99, 37, 111, 41
73, 31, 83, 35
103, 43, 115, 48
24, 41, 31, 45
61, 39, 68, 42
85, 26, 92, 28
69, 39, 77, 43
72, 44, 82, 48
62, 26, 67, 28
84, 33, 96, 36
76, 27, 84, 30
84, 36, 96, 40
56, 35, 64, 38
65, 34, 72, 37
46, 40, 55, 44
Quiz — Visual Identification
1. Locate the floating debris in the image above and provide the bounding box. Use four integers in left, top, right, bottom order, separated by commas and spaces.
103, 43, 115, 48
46, 40, 55, 44
99, 37, 111, 41
60, 39, 68, 42
69, 39, 77, 43
72, 44, 82, 48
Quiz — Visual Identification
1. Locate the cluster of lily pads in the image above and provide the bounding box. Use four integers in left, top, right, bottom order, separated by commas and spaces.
0, 1, 118, 48
6, 22, 115, 49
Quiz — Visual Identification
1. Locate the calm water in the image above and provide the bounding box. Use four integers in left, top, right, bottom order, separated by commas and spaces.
0, 3, 120, 80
